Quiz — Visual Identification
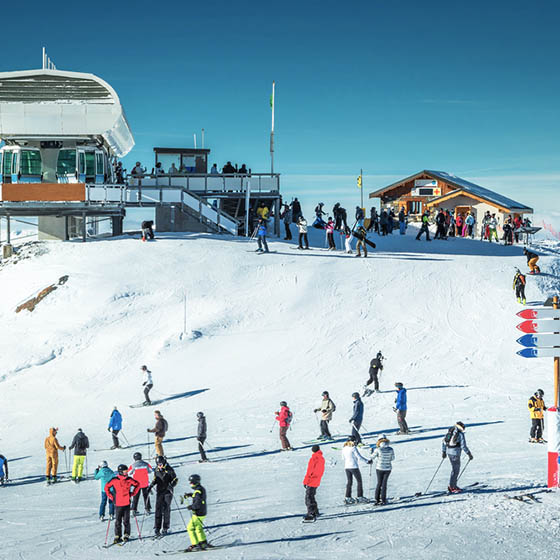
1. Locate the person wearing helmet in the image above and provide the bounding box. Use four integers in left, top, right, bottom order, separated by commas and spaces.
275, 401, 293, 451
94, 461, 116, 521
513, 269, 526, 305
441, 422, 473, 493
196, 412, 208, 463
182, 474, 212, 551
349, 393, 364, 444
0, 453, 9, 486
129, 452, 153, 516
141, 365, 153, 406
364, 352, 384, 396
393, 383, 409, 434
147, 456, 178, 537
528, 390, 547, 443
104, 464, 140, 544
313, 391, 336, 440
108, 406, 123, 450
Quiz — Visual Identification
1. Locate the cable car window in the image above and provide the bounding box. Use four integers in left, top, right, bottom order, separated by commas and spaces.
95, 153, 104, 175
20, 150, 42, 175
78, 152, 85, 174
57, 150, 77, 174
85, 152, 95, 177
2, 151, 13, 175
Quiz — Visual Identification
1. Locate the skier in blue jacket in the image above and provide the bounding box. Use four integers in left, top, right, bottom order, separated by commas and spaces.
108, 407, 123, 450
94, 461, 116, 520
256, 218, 269, 253
349, 393, 364, 444
0, 454, 8, 485
393, 383, 409, 434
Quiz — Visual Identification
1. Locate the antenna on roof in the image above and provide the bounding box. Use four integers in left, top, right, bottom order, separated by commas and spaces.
42, 47, 57, 70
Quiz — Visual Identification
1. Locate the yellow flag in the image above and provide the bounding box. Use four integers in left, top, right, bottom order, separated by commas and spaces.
357, 174, 362, 189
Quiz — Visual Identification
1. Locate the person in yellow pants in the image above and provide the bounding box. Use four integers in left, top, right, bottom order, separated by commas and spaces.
44, 427, 66, 484
182, 474, 213, 552
69, 428, 90, 483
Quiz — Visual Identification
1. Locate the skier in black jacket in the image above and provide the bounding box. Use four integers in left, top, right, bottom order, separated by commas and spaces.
148, 456, 178, 537
364, 352, 384, 395
0, 454, 8, 485
196, 412, 208, 463
141, 220, 155, 241
69, 429, 89, 483
181, 474, 212, 551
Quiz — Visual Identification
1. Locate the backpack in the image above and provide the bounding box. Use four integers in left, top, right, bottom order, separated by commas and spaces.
329, 399, 336, 413
444, 427, 459, 448
285, 409, 293, 425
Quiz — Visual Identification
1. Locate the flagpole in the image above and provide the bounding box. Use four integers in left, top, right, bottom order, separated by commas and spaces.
270, 81, 275, 175
360, 168, 363, 209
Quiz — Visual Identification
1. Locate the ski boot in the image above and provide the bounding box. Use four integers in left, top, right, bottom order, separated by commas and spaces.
537, 438, 545, 443
529, 437, 537, 443
51, 476, 58, 484
450, 487, 462, 494
123, 535, 129, 543
517, 297, 521, 303
109, 514, 114, 521
344, 497, 356, 505
46, 476, 52, 485
161, 529, 169, 536
99, 515, 105, 522
302, 515, 316, 523
522, 298, 526, 305
110, 445, 117, 450
186, 545, 201, 552
154, 530, 161, 538
113, 536, 122, 545
356, 497, 369, 504
131, 510, 137, 517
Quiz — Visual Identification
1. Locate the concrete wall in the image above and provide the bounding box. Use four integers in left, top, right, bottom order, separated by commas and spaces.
155, 206, 211, 233
38, 216, 68, 240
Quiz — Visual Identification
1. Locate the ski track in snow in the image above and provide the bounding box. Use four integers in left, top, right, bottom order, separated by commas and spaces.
0, 230, 559, 559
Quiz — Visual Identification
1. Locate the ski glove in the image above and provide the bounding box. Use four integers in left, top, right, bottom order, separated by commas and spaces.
442, 452, 446, 459
368, 460, 373, 465
392, 407, 397, 413
313, 409, 319, 413
142, 382, 146, 386
107, 428, 111, 432
467, 453, 473, 460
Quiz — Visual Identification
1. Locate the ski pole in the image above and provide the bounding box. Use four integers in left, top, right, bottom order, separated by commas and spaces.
85, 455, 89, 480
120, 431, 131, 446
457, 458, 471, 483
172, 493, 187, 528
104, 516, 112, 547
64, 449, 69, 474
147, 432, 150, 460
416, 457, 445, 497
134, 510, 143, 541
269, 420, 277, 433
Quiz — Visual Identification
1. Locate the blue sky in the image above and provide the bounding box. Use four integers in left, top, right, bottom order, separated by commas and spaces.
1, 0, 559, 225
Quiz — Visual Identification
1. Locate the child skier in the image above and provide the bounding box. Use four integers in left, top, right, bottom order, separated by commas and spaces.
297, 216, 309, 249
513, 269, 526, 304
141, 365, 153, 405
181, 474, 214, 551
256, 218, 269, 253
528, 389, 547, 443
275, 401, 293, 450
326, 218, 336, 250
196, 412, 208, 462
349, 393, 364, 444
441, 422, 473, 493
344, 230, 353, 254
370, 435, 395, 505
523, 248, 541, 274
342, 436, 372, 504
94, 460, 116, 521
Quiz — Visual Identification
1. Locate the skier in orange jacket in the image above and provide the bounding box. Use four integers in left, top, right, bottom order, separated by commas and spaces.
44, 427, 66, 484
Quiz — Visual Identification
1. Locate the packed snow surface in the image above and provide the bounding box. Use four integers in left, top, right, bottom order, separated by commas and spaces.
0, 227, 559, 559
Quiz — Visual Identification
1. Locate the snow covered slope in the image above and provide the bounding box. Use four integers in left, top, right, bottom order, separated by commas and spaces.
0, 228, 559, 559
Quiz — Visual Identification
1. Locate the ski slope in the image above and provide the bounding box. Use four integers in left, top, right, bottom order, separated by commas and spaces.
0, 226, 559, 559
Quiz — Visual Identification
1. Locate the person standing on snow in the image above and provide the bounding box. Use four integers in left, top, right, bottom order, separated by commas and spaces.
302, 445, 325, 521
108, 406, 123, 450
393, 383, 409, 434
282, 204, 293, 240
326, 217, 336, 250
94, 460, 116, 521
434, 209, 446, 240
370, 434, 395, 505
141, 365, 153, 405
297, 216, 309, 250
105, 464, 141, 544
0, 453, 9, 485
313, 391, 336, 440
44, 427, 66, 484
256, 218, 270, 253
441, 421, 473, 493
349, 393, 364, 444
354, 225, 368, 258
196, 412, 209, 462
398, 206, 407, 235
182, 474, 213, 551
69, 428, 90, 483
129, 452, 153, 516
364, 351, 384, 395
415, 210, 431, 241
513, 269, 527, 304
148, 456, 178, 538
147, 410, 168, 458
275, 401, 293, 451
342, 436, 372, 504
528, 389, 547, 443
465, 212, 475, 238
488, 214, 499, 242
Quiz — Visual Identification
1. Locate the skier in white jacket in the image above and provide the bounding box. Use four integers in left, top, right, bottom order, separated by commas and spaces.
341, 437, 371, 504
370, 435, 395, 505
141, 365, 153, 405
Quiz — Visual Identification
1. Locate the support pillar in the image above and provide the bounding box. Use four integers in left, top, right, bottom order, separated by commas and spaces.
82, 212, 87, 242
112, 216, 123, 236
7, 215, 11, 244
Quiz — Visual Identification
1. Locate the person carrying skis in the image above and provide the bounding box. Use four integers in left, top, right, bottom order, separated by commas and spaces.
441, 421, 473, 493
354, 225, 368, 258
44, 427, 66, 484
370, 434, 395, 505
513, 269, 526, 304
342, 436, 372, 504
364, 351, 384, 395
147, 410, 168, 458
523, 248, 541, 274
196, 412, 209, 462
181, 474, 213, 551
297, 216, 309, 250
141, 365, 153, 405
129, 452, 153, 516
148, 456, 178, 537
256, 218, 270, 253
326, 218, 336, 250
302, 445, 325, 521
108, 406, 123, 450
393, 383, 409, 434
313, 391, 336, 440
105, 464, 140, 544
69, 428, 89, 483
275, 401, 293, 450
0, 453, 9, 485
349, 393, 364, 444
415, 210, 431, 241
528, 389, 547, 443
141, 220, 155, 241
94, 460, 116, 521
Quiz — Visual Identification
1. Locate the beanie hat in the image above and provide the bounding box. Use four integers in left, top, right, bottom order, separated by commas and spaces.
311, 445, 320, 453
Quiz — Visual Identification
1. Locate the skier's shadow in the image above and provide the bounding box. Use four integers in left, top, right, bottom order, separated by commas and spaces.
222, 531, 353, 547
148, 388, 209, 406
125, 435, 196, 449
167, 444, 251, 463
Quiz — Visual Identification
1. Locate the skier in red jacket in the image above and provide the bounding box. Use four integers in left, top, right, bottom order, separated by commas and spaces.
275, 401, 293, 451
302, 445, 325, 522
104, 464, 141, 545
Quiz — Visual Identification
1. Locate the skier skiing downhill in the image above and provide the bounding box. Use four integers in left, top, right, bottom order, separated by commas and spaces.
528, 389, 547, 443
147, 410, 168, 458
364, 351, 384, 395
129, 452, 153, 516
441, 422, 473, 493
0, 453, 9, 485
181, 474, 213, 551
44, 427, 66, 484
104, 464, 140, 544
275, 401, 293, 450
68, 428, 89, 483
313, 391, 336, 440
370, 435, 395, 505
513, 269, 527, 305
141, 365, 153, 405
303, 445, 325, 522
94, 461, 116, 521
342, 436, 372, 504
393, 383, 409, 434
349, 393, 364, 444
108, 406, 123, 449
196, 412, 209, 463
147, 456, 178, 538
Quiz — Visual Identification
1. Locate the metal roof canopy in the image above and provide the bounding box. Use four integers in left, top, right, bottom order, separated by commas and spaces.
0, 69, 134, 157
153, 147, 210, 155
